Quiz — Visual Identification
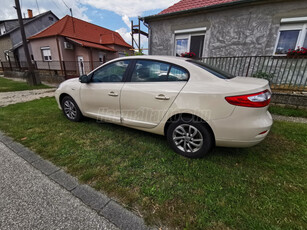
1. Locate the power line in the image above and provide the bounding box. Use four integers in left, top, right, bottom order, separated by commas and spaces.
35, 0, 40, 14
61, 0, 70, 10
51, 0, 65, 15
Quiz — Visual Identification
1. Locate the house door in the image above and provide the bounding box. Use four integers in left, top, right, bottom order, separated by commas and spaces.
77, 56, 85, 75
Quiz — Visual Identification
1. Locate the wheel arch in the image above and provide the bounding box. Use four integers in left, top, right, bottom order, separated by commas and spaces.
163, 113, 216, 145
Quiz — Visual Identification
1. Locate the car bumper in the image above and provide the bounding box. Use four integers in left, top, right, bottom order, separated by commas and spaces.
210, 106, 273, 148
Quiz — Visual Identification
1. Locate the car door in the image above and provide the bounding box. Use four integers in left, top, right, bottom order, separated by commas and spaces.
80, 60, 130, 123
120, 59, 189, 128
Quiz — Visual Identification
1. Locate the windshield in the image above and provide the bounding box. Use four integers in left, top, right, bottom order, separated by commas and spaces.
187, 60, 236, 79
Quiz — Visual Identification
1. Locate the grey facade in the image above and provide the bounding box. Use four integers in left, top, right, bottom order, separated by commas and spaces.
144, 0, 307, 57
0, 11, 58, 63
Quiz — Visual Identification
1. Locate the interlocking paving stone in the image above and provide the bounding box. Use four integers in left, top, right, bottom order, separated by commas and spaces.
6, 141, 26, 153
49, 170, 78, 191
100, 201, 148, 230
72, 185, 111, 212
18, 149, 42, 163
32, 159, 60, 176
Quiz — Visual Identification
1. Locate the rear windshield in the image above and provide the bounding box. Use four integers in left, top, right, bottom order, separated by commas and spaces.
187, 60, 236, 79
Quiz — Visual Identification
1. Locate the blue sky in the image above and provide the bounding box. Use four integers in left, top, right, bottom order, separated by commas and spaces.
0, 0, 180, 50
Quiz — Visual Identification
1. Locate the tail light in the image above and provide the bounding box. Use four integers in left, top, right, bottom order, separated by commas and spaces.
225, 90, 271, 107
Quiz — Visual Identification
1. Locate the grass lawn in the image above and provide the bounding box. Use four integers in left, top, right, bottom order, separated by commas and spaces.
0, 97, 306, 229
0, 77, 50, 92
269, 105, 307, 118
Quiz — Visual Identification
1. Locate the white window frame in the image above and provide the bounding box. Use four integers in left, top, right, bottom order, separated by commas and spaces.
174, 27, 206, 57
41, 46, 52, 61
274, 19, 307, 55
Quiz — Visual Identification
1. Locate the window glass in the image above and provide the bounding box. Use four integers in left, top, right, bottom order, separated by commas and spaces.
42, 48, 52, 61
303, 31, 307, 48
92, 60, 129, 83
168, 66, 188, 81
275, 30, 300, 54
131, 60, 170, 82
187, 60, 235, 79
176, 39, 188, 56
190, 35, 204, 58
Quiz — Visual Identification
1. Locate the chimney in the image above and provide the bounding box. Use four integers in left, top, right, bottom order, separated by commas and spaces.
27, 9, 33, 18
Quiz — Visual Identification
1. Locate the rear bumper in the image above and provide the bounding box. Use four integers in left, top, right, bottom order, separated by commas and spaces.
210, 106, 273, 148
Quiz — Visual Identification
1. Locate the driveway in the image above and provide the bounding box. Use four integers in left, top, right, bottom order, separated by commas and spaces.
0, 89, 55, 107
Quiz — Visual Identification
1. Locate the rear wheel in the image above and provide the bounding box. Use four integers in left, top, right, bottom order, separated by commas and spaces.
167, 118, 213, 158
61, 96, 82, 122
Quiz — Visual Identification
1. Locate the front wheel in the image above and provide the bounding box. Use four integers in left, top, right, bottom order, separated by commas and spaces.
61, 96, 83, 122
167, 119, 214, 158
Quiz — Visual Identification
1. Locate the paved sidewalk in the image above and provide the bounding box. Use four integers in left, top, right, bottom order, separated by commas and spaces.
0, 89, 55, 107
272, 114, 307, 124
0, 132, 149, 230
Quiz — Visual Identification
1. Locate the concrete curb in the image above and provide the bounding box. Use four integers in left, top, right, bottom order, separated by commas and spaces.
0, 131, 150, 230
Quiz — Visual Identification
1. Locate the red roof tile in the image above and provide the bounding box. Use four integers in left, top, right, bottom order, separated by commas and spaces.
66, 38, 116, 52
159, 0, 241, 15
29, 15, 132, 49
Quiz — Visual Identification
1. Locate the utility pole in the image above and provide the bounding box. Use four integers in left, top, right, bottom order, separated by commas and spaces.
14, 0, 39, 85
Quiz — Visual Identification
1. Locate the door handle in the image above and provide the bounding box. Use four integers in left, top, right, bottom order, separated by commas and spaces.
108, 91, 118, 97
155, 94, 170, 100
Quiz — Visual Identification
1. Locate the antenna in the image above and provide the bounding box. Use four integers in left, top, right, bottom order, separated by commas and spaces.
70, 8, 75, 33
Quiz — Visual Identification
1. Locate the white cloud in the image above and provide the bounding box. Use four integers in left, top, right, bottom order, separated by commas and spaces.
81, 0, 180, 17
0, 0, 89, 21
122, 15, 131, 28
116, 27, 148, 53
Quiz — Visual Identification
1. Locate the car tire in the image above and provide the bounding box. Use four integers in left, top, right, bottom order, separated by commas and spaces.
166, 117, 213, 158
61, 96, 83, 122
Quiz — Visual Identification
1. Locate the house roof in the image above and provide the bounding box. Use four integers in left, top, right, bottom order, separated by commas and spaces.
0, 11, 58, 37
29, 15, 132, 49
143, 0, 260, 21
67, 38, 116, 52
159, 0, 241, 15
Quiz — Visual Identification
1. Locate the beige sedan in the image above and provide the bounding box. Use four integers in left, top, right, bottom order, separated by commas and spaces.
55, 56, 273, 158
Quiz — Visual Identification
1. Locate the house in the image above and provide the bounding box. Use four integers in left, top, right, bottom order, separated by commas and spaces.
28, 15, 133, 75
143, 0, 307, 58
0, 10, 58, 64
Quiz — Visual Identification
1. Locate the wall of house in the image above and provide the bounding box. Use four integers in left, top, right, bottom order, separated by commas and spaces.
10, 12, 57, 61
30, 37, 60, 61
0, 36, 12, 61
147, 0, 307, 57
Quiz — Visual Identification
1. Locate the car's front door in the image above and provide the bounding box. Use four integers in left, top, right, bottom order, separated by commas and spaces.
80, 60, 130, 123
120, 59, 189, 128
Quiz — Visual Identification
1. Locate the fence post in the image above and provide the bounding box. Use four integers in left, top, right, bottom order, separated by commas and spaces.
62, 61, 67, 79
34, 61, 38, 70
245, 56, 252, 77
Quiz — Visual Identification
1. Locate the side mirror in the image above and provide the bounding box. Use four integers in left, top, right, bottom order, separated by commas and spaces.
79, 75, 90, 83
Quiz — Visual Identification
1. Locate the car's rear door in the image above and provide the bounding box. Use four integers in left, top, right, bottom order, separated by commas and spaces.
120, 59, 189, 128
80, 60, 130, 123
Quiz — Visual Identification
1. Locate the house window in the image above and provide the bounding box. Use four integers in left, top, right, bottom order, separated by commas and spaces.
174, 27, 206, 58
41, 47, 52, 61
275, 19, 307, 54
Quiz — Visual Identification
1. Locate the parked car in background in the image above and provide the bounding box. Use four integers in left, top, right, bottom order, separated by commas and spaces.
55, 56, 273, 158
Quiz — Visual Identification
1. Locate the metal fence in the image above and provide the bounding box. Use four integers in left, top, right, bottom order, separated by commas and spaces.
0, 60, 108, 79
201, 56, 307, 91
1, 56, 307, 91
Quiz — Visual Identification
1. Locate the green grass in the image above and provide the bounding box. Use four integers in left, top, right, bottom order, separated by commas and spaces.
269, 105, 307, 118
0, 77, 50, 92
0, 97, 306, 229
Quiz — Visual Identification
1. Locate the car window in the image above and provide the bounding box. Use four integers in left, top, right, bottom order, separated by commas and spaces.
92, 60, 130, 83
131, 60, 171, 82
168, 66, 189, 81
187, 60, 235, 79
